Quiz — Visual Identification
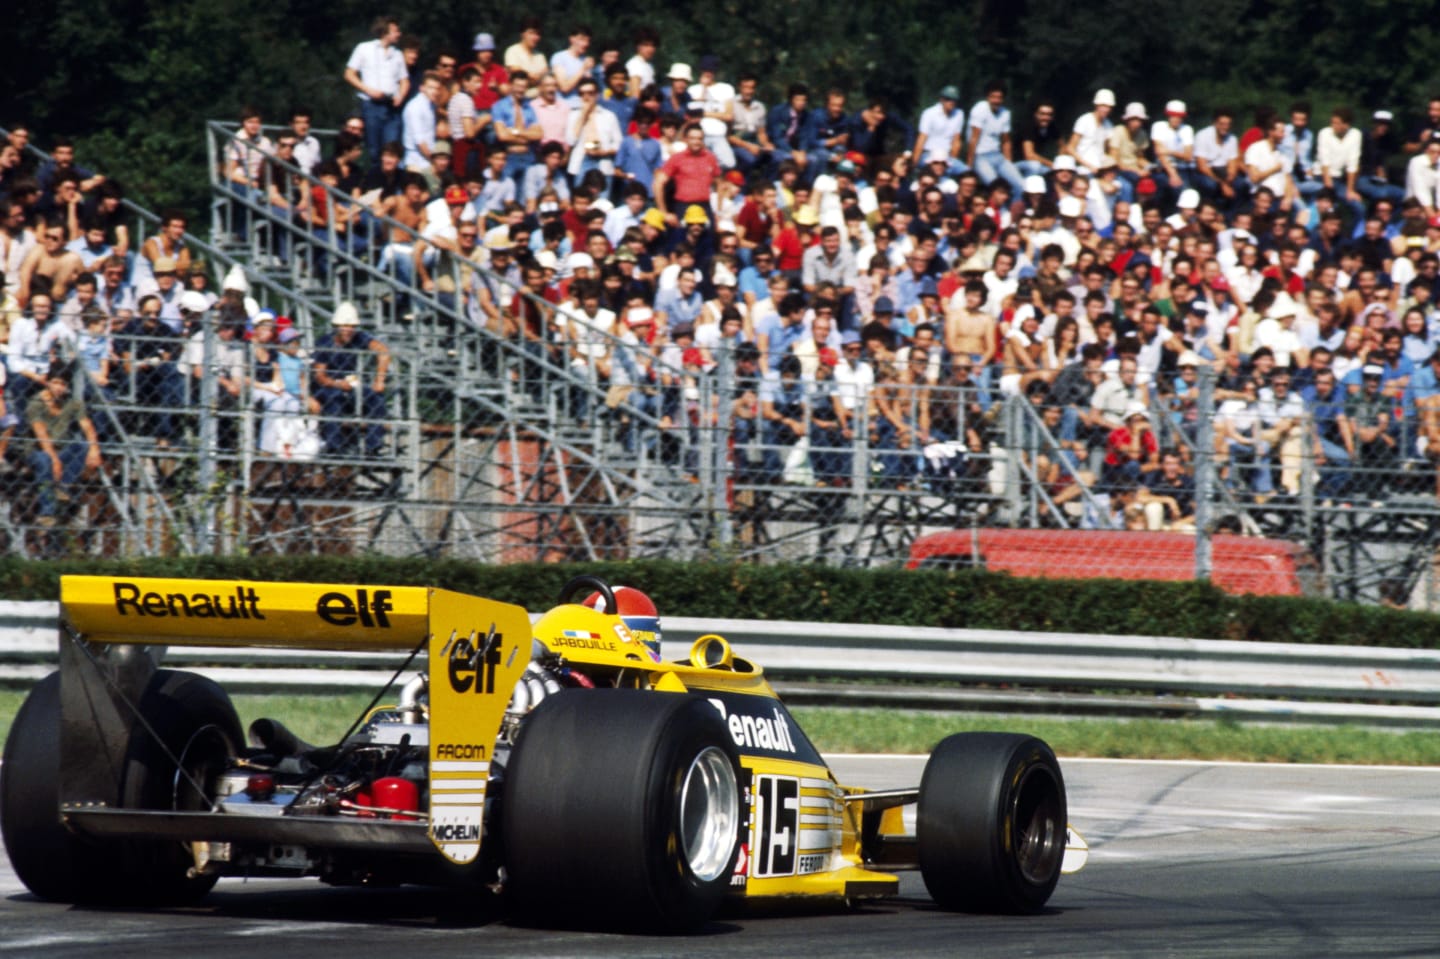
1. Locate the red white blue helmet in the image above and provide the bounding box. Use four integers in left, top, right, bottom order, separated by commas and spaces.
585, 586, 662, 661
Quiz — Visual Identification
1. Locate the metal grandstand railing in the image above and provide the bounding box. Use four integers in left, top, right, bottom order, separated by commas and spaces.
199, 122, 1027, 564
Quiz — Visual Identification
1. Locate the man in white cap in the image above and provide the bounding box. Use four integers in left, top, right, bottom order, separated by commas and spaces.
1252, 293, 1305, 368
1151, 100, 1195, 198
1345, 362, 1399, 470
1100, 399, 1159, 490
1357, 109, 1407, 207
1022, 174, 1049, 205
607, 304, 659, 451
1068, 89, 1115, 173
176, 289, 211, 335
1167, 187, 1201, 230
1033, 193, 1081, 265
310, 301, 391, 458
564, 250, 596, 284
1108, 102, 1152, 202
660, 62, 693, 123
700, 262, 745, 329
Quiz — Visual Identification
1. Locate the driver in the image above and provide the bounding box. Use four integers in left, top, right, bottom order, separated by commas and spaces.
584, 586, 663, 662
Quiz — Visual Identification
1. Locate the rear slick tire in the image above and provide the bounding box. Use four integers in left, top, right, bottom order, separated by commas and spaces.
501, 689, 741, 933
0, 669, 241, 905
917, 732, 1067, 914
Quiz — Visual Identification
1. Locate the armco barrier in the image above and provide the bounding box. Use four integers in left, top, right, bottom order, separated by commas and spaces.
4, 603, 1440, 727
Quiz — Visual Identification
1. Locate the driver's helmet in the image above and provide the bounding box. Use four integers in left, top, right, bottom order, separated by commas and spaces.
585, 586, 662, 662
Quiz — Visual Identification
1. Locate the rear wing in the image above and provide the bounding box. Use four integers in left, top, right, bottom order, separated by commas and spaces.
58, 575, 533, 864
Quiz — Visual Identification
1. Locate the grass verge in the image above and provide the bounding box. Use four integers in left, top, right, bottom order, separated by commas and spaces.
3, 691, 1440, 766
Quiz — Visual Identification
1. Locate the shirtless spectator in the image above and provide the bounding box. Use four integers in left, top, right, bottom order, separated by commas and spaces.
945, 279, 996, 369
18, 221, 83, 307
139, 210, 193, 285
373, 173, 429, 308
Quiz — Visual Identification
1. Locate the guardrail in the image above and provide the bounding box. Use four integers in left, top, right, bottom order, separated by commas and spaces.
3, 602, 1438, 727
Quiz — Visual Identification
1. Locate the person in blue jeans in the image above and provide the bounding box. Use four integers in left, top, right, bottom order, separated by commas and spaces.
116, 296, 186, 445
344, 16, 409, 168
24, 361, 102, 526
1301, 368, 1352, 497
311, 302, 391, 458
760, 354, 809, 481
967, 81, 1025, 200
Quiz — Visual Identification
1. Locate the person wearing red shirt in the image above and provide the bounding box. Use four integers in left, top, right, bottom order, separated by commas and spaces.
1101, 402, 1159, 488
772, 205, 819, 276
1260, 241, 1307, 296
735, 179, 778, 253
653, 125, 720, 226
461, 34, 510, 111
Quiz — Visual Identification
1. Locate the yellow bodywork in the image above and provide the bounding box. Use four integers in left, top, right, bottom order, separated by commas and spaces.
59, 576, 900, 897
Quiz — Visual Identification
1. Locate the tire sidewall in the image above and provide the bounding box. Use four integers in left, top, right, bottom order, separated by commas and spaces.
640, 697, 741, 927
918, 732, 1066, 913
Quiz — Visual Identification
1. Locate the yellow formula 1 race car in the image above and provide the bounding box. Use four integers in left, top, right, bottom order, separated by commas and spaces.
0, 574, 1086, 932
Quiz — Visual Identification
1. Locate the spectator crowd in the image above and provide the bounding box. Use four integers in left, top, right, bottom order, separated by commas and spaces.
7, 13, 1440, 534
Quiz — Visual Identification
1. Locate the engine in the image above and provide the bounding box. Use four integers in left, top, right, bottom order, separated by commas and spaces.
201, 642, 581, 882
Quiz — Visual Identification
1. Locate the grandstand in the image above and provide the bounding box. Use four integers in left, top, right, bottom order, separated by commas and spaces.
3, 77, 1440, 609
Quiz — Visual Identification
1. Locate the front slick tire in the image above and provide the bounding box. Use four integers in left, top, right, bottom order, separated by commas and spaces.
917, 732, 1067, 914
501, 690, 740, 933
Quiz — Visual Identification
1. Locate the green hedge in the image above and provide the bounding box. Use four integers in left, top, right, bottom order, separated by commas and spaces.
0, 557, 1434, 649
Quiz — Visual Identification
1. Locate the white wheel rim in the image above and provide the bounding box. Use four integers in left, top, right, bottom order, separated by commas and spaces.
679, 746, 738, 882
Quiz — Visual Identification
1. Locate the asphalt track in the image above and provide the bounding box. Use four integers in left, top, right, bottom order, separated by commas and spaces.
4, 755, 1440, 958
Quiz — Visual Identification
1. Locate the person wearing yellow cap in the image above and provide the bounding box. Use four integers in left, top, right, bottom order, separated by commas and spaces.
772, 203, 819, 279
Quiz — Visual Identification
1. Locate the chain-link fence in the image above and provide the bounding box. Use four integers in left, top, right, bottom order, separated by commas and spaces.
11, 286, 1440, 612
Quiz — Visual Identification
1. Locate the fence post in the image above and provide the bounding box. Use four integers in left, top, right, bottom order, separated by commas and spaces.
1194, 366, 1214, 583
197, 318, 218, 554
1300, 410, 1316, 542
1003, 395, 1022, 525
